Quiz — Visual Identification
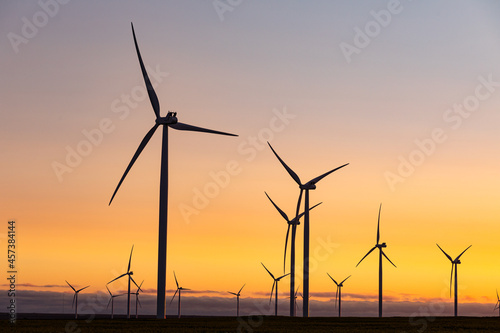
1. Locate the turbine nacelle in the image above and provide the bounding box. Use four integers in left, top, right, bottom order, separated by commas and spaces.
300, 183, 316, 190
377, 243, 387, 248
156, 111, 178, 125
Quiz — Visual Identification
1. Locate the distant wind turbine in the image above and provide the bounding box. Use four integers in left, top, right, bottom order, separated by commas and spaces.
228, 284, 245, 317
356, 204, 396, 318
170, 271, 190, 318
261, 262, 290, 316
436, 243, 471, 317
264, 191, 321, 317
107, 245, 141, 319
108, 23, 238, 319
133, 280, 144, 319
494, 289, 500, 317
65, 280, 89, 319
267, 142, 348, 317
106, 285, 124, 319
326, 273, 350, 317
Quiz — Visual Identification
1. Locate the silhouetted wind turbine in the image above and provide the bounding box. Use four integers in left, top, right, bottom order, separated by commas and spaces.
228, 284, 245, 317
264, 191, 321, 317
106, 285, 124, 319
133, 280, 144, 319
327, 273, 350, 317
261, 262, 290, 316
267, 142, 348, 317
170, 271, 190, 318
65, 280, 89, 319
356, 204, 396, 318
494, 289, 500, 317
107, 245, 140, 319
108, 23, 237, 319
436, 243, 471, 317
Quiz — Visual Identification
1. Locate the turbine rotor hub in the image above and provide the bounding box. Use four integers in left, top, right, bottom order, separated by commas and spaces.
300, 183, 316, 190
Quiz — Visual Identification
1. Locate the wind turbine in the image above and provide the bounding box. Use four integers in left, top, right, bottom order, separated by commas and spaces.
228, 284, 245, 317
108, 23, 237, 319
267, 142, 348, 317
264, 192, 321, 317
65, 280, 89, 319
494, 289, 500, 317
326, 273, 350, 317
436, 243, 471, 317
356, 204, 396, 318
107, 245, 141, 319
106, 285, 124, 319
261, 262, 290, 316
133, 280, 144, 319
288, 285, 300, 315
170, 271, 190, 318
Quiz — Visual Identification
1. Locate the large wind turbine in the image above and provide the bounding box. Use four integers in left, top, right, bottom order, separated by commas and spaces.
494, 289, 500, 317
436, 243, 471, 317
106, 285, 124, 319
326, 273, 350, 317
108, 23, 237, 319
170, 271, 190, 318
133, 280, 144, 319
107, 245, 141, 319
267, 142, 348, 317
356, 204, 396, 318
264, 191, 321, 317
65, 281, 89, 319
261, 262, 290, 316
228, 283, 245, 317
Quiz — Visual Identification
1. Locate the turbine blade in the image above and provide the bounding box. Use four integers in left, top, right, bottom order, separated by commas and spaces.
108, 273, 128, 284
306, 163, 349, 186
131, 22, 160, 119
283, 223, 291, 273
264, 192, 289, 222
238, 283, 246, 294
174, 271, 179, 289
455, 245, 472, 261
270, 281, 275, 304
65, 280, 76, 292
436, 244, 453, 262
381, 250, 397, 268
291, 202, 322, 224
277, 273, 290, 280
106, 298, 112, 310
72, 294, 76, 308
182, 288, 191, 291
356, 246, 377, 267
169, 122, 237, 136
170, 289, 178, 304
497, 289, 499, 301
128, 245, 134, 273
261, 262, 275, 280
76, 285, 90, 293
228, 292, 237, 296
294, 189, 304, 226
267, 142, 301, 185
106, 285, 112, 297
138, 297, 142, 308
109, 124, 159, 205
327, 273, 339, 286
450, 263, 454, 298
335, 286, 339, 309
377, 204, 382, 244
340, 275, 351, 284
137, 280, 144, 292
130, 276, 140, 290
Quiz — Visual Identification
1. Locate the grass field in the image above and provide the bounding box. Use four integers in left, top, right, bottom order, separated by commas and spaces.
1, 315, 499, 332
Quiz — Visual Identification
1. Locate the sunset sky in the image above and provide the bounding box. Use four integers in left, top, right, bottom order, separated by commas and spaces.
2, 1, 500, 317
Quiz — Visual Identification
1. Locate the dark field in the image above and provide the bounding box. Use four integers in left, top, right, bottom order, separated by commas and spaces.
1, 315, 500, 332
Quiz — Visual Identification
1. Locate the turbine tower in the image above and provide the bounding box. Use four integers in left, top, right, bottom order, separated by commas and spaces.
356, 204, 396, 318
264, 191, 321, 317
228, 284, 245, 317
494, 289, 500, 317
106, 285, 124, 319
261, 262, 290, 316
267, 142, 348, 317
170, 271, 190, 318
436, 243, 471, 317
65, 281, 89, 319
326, 273, 350, 317
109, 23, 237, 319
107, 245, 141, 319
